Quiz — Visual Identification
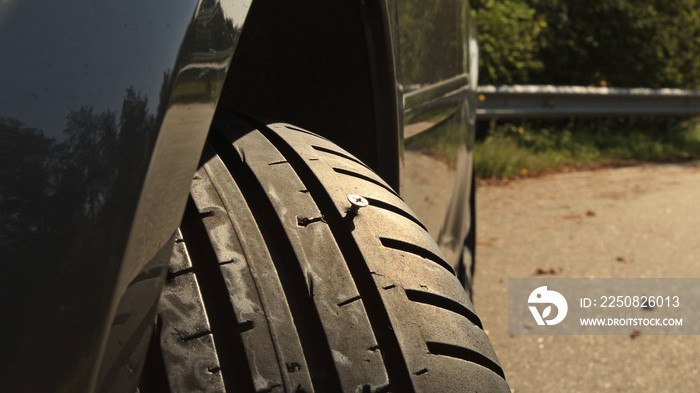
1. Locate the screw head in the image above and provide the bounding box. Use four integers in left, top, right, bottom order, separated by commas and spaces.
347, 195, 368, 213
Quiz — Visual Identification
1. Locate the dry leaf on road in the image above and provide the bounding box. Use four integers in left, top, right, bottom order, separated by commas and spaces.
616, 256, 634, 264
535, 268, 562, 275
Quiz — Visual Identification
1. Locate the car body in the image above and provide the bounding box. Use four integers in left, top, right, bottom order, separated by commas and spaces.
0, 0, 478, 391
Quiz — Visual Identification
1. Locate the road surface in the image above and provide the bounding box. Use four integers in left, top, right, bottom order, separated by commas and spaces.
474, 162, 700, 392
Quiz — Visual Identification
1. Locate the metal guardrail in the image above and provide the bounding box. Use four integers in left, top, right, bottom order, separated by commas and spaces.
476, 85, 700, 119
403, 74, 469, 116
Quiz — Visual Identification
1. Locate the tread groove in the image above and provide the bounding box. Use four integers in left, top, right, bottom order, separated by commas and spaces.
208, 129, 343, 393
242, 115, 416, 393
139, 318, 169, 392
238, 320, 255, 333
180, 199, 257, 393
332, 167, 400, 198
312, 145, 372, 170
166, 268, 194, 281
182, 331, 213, 342
337, 296, 362, 307
379, 238, 455, 275
404, 290, 483, 329
284, 125, 331, 141
426, 342, 506, 380
365, 198, 427, 232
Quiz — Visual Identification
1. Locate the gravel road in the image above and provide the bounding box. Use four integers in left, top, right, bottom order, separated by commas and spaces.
473, 162, 700, 392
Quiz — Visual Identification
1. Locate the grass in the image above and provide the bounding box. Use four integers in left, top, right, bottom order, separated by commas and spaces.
475, 118, 700, 179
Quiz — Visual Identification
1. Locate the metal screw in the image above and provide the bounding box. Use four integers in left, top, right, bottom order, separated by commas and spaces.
347, 194, 368, 214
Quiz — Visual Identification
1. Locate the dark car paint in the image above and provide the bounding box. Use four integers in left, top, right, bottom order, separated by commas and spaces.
399, 0, 479, 276
0, 0, 476, 391
0, 0, 250, 391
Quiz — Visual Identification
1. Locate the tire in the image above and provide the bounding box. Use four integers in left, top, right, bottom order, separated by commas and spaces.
139, 112, 509, 392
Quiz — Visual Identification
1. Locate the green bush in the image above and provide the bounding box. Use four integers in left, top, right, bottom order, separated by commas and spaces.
472, 0, 700, 89
471, 1, 700, 178
471, 0, 546, 85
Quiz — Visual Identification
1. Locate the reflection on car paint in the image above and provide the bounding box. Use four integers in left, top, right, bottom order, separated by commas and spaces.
0, 0, 252, 391
395, 0, 477, 279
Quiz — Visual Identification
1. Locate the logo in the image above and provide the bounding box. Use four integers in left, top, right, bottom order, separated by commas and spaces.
528, 286, 568, 325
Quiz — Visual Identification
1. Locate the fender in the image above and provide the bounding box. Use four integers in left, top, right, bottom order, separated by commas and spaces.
0, 1, 251, 391
218, 0, 401, 189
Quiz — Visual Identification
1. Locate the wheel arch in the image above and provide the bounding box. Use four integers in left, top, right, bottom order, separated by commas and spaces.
217, 0, 401, 190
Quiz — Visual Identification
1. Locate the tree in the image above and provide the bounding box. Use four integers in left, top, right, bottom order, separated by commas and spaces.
472, 0, 700, 89
471, 0, 546, 85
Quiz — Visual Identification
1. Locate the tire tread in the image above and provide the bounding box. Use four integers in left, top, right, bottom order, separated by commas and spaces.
142, 113, 509, 393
